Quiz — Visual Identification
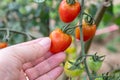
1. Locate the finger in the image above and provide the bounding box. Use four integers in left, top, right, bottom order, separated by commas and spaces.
19, 70, 27, 80
25, 52, 66, 80
23, 52, 52, 70
17, 38, 44, 47
35, 66, 63, 80
0, 37, 51, 64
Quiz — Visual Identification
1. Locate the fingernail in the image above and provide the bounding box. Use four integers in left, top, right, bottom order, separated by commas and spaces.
39, 37, 51, 49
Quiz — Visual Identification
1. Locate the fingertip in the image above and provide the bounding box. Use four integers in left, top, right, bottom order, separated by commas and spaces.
54, 52, 66, 61
38, 37, 51, 50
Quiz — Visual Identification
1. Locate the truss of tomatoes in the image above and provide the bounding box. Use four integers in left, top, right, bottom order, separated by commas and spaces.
49, 0, 96, 54
50, 0, 80, 54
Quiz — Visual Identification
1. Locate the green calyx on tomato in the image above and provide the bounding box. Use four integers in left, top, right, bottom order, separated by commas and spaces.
50, 28, 72, 54
92, 53, 105, 62
59, 0, 81, 23
62, 24, 75, 35
83, 12, 95, 25
64, 60, 84, 77
87, 54, 105, 72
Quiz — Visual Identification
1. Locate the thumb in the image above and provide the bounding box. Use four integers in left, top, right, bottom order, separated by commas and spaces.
1, 37, 51, 63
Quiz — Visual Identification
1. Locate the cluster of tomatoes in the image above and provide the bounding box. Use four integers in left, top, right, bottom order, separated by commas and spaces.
50, 0, 96, 54
0, 0, 103, 79
49, 0, 100, 78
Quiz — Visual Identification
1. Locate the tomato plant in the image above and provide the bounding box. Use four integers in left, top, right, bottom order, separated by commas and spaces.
50, 28, 72, 54
59, 0, 81, 23
75, 20, 96, 41
64, 60, 84, 77
0, 0, 115, 80
87, 56, 103, 72
0, 42, 8, 49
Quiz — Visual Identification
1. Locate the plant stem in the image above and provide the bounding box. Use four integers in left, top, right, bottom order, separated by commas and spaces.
79, 0, 85, 56
85, 0, 111, 54
78, 0, 92, 80
0, 28, 36, 40
84, 58, 92, 80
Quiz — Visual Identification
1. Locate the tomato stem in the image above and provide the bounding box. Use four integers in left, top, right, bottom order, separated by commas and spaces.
78, 0, 93, 80
62, 24, 71, 34
0, 28, 35, 40
83, 12, 95, 25
62, 24, 76, 35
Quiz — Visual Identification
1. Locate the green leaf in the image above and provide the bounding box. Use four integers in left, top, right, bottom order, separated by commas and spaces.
34, 0, 45, 3
113, 4, 120, 26
87, 4, 98, 17
102, 13, 112, 25
114, 17, 120, 26
45, 0, 53, 7
106, 45, 118, 53
101, 2, 113, 26
113, 4, 120, 14
106, 2, 114, 16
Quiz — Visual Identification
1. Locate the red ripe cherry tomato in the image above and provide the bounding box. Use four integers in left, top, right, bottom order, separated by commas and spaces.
59, 0, 81, 23
75, 20, 96, 41
0, 42, 8, 49
50, 28, 72, 54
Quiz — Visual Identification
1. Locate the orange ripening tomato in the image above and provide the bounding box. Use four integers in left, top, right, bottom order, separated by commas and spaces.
59, 0, 81, 23
50, 28, 72, 54
75, 20, 96, 41
0, 42, 8, 49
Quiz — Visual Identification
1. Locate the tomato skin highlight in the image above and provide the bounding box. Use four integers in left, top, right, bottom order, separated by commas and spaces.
59, 0, 81, 23
75, 20, 96, 41
0, 42, 8, 49
50, 28, 72, 54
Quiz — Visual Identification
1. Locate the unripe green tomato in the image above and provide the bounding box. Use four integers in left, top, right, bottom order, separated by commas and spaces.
87, 57, 102, 72
64, 60, 84, 77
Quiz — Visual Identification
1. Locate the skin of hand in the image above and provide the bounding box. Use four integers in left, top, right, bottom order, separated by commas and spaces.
0, 37, 66, 80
